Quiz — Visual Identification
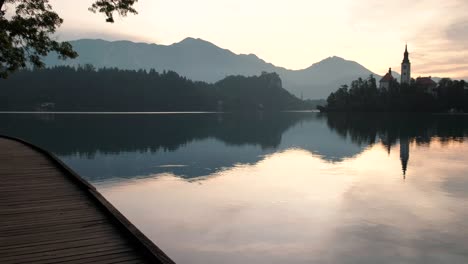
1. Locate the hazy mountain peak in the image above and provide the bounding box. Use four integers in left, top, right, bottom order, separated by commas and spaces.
178, 37, 201, 43
174, 37, 216, 47
325, 56, 346, 61
302, 56, 360, 72
45, 38, 377, 99
316, 56, 351, 65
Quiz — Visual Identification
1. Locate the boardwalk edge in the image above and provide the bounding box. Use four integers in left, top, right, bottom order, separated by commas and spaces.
0, 135, 175, 264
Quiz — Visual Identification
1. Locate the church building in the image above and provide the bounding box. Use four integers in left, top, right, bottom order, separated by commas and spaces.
379, 68, 395, 90
379, 45, 441, 97
379, 45, 412, 90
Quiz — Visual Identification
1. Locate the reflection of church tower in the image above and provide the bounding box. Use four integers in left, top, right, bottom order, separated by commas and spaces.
401, 45, 411, 84
400, 137, 410, 178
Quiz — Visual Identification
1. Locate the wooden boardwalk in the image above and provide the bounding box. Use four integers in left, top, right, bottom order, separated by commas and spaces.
0, 136, 175, 264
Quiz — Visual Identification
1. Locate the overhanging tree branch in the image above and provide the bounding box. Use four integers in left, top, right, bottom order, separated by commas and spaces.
0, 0, 138, 79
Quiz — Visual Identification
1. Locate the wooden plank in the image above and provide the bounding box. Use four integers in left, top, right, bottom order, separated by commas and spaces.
1, 215, 107, 231
0, 193, 86, 203
0, 226, 116, 246
2, 243, 133, 263
0, 204, 102, 216
38, 251, 143, 264
0, 228, 117, 250
0, 136, 175, 264
1, 219, 111, 236
1, 236, 129, 257
32, 249, 142, 264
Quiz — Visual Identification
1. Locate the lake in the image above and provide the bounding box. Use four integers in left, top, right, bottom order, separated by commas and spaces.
1, 112, 468, 264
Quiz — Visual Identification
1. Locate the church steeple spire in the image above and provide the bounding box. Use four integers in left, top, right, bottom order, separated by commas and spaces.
401, 44, 411, 84
403, 44, 410, 63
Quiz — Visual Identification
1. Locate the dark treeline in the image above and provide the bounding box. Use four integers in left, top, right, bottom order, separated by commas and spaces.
0, 66, 310, 111
320, 113, 468, 148
320, 75, 468, 112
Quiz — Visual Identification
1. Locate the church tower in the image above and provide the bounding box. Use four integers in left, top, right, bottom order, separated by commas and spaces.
401, 45, 411, 84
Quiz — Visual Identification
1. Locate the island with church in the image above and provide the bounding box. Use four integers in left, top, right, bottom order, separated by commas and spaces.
319, 45, 468, 112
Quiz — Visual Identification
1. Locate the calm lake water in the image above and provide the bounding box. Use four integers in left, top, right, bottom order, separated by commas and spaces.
1, 112, 468, 264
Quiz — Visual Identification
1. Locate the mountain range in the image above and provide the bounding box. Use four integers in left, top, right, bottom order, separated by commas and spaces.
45, 38, 388, 99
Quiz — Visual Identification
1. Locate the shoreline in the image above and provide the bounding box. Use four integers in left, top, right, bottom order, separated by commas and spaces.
0, 110, 319, 115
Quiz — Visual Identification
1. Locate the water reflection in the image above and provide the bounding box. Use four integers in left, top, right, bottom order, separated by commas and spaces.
0, 112, 365, 180
321, 113, 468, 178
1, 112, 467, 181
100, 143, 468, 264
1, 112, 468, 263
0, 113, 312, 155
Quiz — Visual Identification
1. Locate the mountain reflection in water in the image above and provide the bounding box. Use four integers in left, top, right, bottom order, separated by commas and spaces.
1, 112, 468, 264
1, 112, 466, 181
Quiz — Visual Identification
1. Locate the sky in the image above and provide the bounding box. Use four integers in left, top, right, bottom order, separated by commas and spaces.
46, 0, 468, 79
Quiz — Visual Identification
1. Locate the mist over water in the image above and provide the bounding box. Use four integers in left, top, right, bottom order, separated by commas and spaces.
1, 112, 468, 264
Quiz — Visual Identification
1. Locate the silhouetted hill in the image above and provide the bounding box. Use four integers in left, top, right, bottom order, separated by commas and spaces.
284, 56, 375, 99
44, 38, 376, 99
0, 67, 309, 111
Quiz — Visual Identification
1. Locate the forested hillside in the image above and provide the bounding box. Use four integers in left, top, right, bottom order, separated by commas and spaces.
0, 66, 310, 111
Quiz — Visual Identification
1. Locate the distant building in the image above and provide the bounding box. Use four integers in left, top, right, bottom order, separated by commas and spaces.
379, 68, 395, 90
416, 77, 438, 97
401, 45, 411, 84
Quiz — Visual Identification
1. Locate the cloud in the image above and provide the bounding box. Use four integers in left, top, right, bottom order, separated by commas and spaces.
405, 0, 468, 79
445, 19, 468, 49
346, 0, 468, 79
